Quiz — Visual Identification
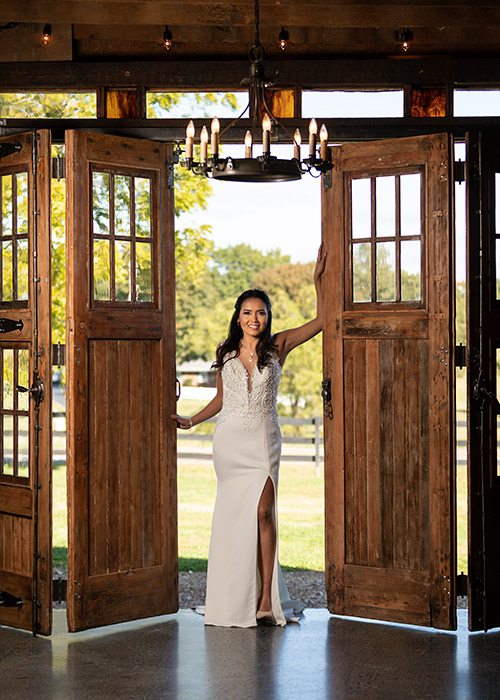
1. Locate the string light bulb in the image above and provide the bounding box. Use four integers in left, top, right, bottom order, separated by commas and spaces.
397, 28, 413, 53
42, 23, 52, 46
278, 26, 289, 51
163, 25, 173, 51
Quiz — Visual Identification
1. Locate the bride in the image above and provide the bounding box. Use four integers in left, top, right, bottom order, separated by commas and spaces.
171, 244, 326, 627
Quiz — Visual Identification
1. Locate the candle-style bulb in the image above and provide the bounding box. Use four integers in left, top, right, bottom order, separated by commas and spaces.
320, 124, 329, 161
262, 114, 271, 156
293, 128, 302, 160
308, 119, 318, 158
200, 126, 209, 163
211, 117, 220, 158
244, 130, 253, 158
211, 117, 220, 135
185, 120, 195, 160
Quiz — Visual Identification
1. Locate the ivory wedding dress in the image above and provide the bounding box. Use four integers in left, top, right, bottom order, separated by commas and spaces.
203, 351, 304, 627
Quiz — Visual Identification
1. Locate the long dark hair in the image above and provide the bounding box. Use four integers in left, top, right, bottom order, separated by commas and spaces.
212, 289, 276, 371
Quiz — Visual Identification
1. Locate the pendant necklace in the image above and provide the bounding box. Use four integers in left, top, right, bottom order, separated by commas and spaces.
241, 344, 255, 362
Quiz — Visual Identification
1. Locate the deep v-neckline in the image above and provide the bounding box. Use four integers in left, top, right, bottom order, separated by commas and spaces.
236, 357, 258, 393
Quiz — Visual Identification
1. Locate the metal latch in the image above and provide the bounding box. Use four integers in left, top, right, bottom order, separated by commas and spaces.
478, 386, 500, 415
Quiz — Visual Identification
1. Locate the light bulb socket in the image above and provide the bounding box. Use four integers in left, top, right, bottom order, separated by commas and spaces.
163, 25, 173, 51
278, 26, 289, 51
42, 23, 52, 46
397, 27, 413, 52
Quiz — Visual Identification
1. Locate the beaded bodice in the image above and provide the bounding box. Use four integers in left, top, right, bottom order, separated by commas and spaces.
218, 352, 281, 429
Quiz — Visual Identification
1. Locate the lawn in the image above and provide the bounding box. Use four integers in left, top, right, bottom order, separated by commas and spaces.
52, 373, 469, 574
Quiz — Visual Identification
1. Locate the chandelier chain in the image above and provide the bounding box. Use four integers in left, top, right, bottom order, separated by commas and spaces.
254, 0, 260, 47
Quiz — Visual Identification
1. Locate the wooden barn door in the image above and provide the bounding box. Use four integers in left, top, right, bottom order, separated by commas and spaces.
467, 131, 500, 631
65, 132, 177, 632
322, 133, 456, 629
0, 131, 52, 635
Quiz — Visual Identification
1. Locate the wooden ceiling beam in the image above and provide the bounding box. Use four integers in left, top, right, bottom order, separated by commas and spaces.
1, 57, 500, 91
70, 25, 500, 57
3, 116, 500, 145
3, 2, 500, 28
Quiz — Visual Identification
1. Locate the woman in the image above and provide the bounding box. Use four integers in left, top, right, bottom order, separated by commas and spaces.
171, 245, 326, 627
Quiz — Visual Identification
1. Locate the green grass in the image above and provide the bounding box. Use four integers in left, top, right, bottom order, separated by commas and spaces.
178, 461, 325, 571
53, 372, 469, 575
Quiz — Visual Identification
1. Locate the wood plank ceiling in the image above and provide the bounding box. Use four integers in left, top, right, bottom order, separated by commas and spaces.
1, 1, 500, 62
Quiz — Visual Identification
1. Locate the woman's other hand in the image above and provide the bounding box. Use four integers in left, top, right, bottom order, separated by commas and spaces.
314, 242, 327, 284
170, 414, 193, 429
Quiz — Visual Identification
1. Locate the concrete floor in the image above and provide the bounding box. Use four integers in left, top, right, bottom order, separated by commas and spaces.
1, 609, 500, 700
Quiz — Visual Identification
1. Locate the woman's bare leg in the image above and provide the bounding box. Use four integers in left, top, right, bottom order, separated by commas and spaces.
257, 477, 276, 612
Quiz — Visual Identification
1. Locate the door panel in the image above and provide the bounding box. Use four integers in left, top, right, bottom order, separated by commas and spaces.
467, 131, 500, 631
0, 131, 52, 635
65, 132, 177, 632
322, 133, 456, 629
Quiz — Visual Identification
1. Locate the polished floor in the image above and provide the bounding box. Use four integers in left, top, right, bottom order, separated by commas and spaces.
1, 608, 500, 699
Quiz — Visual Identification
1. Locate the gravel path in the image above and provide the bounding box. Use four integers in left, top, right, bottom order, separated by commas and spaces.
180, 570, 327, 609
180, 571, 468, 610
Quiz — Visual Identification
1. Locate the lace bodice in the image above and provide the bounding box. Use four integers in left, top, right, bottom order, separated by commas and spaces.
218, 352, 281, 430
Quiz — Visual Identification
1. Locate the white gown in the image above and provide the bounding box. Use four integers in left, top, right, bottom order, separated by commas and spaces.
203, 352, 304, 627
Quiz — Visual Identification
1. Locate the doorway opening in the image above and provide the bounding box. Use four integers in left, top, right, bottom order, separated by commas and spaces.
175, 143, 326, 608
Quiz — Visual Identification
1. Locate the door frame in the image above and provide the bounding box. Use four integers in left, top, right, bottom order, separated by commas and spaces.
2, 121, 495, 634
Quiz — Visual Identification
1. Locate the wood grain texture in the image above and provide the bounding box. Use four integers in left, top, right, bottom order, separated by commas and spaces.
66, 132, 177, 632
0, 131, 52, 636
466, 132, 500, 632
323, 133, 455, 630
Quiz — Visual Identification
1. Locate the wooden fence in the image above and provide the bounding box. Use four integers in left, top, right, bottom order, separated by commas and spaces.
178, 416, 324, 465
50, 414, 468, 467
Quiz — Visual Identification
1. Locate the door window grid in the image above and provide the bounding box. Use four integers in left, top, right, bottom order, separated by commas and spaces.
91, 169, 155, 304
0, 171, 29, 304
349, 171, 423, 305
0, 347, 30, 482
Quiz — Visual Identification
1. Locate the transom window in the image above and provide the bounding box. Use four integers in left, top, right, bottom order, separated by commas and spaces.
349, 170, 423, 305
91, 169, 155, 304
1, 171, 29, 304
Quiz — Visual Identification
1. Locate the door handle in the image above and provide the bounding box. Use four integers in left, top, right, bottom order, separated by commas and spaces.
478, 386, 500, 415
16, 379, 44, 408
176, 378, 181, 401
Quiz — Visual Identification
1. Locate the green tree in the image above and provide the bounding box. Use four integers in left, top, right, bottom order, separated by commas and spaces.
255, 264, 323, 417
0, 93, 237, 348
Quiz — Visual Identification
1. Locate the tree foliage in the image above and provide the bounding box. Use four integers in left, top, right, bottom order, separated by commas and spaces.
0, 92, 236, 346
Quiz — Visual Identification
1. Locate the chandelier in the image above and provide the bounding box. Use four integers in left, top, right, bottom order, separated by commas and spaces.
179, 0, 332, 182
